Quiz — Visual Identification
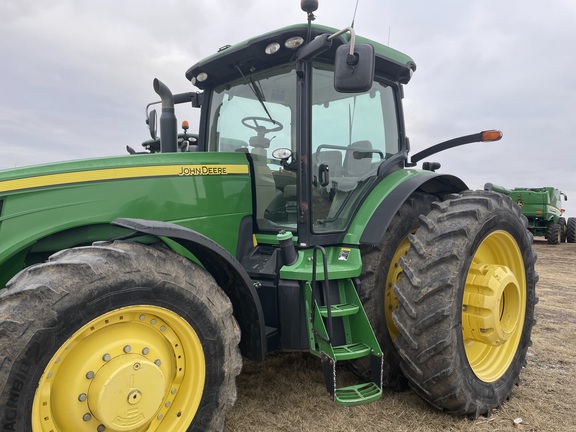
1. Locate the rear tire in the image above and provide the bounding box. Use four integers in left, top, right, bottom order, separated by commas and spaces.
393, 190, 537, 417
567, 217, 576, 243
0, 241, 241, 432
358, 192, 436, 390
546, 223, 561, 244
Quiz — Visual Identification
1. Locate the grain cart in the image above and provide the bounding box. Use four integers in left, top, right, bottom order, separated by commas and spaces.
485, 183, 569, 244
0, 2, 537, 430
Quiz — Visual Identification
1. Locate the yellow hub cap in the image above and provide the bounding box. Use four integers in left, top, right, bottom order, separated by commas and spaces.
462, 230, 526, 382
89, 356, 166, 430
32, 305, 205, 431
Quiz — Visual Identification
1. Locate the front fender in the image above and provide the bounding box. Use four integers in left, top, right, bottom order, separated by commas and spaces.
112, 217, 266, 361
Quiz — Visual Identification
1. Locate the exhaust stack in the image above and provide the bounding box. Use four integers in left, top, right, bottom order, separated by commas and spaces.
153, 78, 178, 153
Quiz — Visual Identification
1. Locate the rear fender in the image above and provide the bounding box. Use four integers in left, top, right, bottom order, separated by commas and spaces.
359, 173, 468, 245
112, 217, 266, 361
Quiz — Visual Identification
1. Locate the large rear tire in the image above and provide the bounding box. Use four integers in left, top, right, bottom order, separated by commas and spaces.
393, 190, 537, 417
358, 192, 436, 390
566, 217, 576, 243
546, 223, 561, 244
0, 241, 241, 432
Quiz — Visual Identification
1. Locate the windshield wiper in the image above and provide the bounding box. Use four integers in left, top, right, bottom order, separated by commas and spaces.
234, 64, 277, 125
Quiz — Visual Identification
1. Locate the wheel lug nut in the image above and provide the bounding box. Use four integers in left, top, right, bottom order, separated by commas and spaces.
83, 413, 91, 421
123, 345, 131, 353
154, 359, 161, 366
97, 425, 106, 432
102, 353, 111, 362
142, 347, 150, 355
78, 393, 87, 402
86, 371, 95, 379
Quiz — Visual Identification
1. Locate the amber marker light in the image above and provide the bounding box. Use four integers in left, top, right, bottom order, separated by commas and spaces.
481, 130, 503, 142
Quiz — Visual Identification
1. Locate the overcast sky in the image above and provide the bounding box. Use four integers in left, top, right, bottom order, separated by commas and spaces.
1, 0, 576, 217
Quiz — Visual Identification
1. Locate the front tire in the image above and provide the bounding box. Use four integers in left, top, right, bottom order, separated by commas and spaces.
0, 241, 241, 432
393, 190, 537, 417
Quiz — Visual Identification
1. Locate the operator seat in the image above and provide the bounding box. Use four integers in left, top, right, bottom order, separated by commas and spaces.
332, 140, 374, 192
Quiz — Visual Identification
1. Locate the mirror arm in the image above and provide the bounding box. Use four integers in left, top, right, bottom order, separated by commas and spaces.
328, 26, 356, 56
145, 101, 160, 124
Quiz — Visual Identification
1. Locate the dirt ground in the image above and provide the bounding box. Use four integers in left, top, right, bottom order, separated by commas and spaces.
225, 240, 576, 432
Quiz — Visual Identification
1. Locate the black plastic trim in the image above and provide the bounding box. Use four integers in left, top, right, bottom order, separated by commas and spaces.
359, 173, 468, 245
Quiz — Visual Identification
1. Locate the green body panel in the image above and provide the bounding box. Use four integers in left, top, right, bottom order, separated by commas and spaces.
0, 152, 252, 286
279, 246, 362, 280
489, 184, 565, 235
344, 168, 424, 244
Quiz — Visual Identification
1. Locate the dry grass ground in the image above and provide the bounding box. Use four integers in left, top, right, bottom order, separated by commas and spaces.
226, 240, 576, 431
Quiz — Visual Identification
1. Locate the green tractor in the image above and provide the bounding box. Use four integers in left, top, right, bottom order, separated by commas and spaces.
485, 183, 571, 244
0, 2, 537, 431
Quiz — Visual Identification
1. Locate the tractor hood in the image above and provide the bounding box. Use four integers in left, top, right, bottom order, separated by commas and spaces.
0, 152, 253, 287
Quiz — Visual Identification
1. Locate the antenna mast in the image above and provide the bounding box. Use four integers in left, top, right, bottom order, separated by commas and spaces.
351, 0, 360, 28
301, 0, 319, 41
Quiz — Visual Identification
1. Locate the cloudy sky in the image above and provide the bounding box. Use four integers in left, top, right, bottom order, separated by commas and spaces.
2, 0, 576, 216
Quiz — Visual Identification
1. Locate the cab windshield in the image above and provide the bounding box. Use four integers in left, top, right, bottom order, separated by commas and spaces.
207, 63, 400, 234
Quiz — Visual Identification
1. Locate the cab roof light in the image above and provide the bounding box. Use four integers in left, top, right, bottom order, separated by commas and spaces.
265, 42, 281, 55
285, 36, 305, 49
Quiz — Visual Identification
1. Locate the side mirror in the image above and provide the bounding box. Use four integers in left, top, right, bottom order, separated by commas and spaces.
334, 43, 375, 93
148, 109, 158, 140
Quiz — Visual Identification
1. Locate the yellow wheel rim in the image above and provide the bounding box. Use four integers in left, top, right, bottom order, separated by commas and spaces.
32, 305, 205, 431
462, 230, 526, 382
384, 236, 411, 340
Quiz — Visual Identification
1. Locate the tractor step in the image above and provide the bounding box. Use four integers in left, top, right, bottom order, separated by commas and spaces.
304, 247, 384, 407
335, 382, 383, 406
318, 302, 360, 317
333, 342, 372, 360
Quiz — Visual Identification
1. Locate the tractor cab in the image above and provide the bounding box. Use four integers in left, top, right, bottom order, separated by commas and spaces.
180, 22, 416, 246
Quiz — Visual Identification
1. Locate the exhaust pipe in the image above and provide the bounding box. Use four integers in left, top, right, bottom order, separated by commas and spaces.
153, 78, 177, 153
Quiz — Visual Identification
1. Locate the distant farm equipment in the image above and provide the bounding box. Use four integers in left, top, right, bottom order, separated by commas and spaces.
485, 183, 574, 244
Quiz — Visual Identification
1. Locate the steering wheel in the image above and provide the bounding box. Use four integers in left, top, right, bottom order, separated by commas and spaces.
241, 116, 283, 134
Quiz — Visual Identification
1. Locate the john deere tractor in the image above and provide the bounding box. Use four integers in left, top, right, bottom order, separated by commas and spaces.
485, 183, 571, 244
0, 2, 537, 430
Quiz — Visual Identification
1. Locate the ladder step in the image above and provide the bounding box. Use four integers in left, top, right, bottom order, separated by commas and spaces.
318, 303, 360, 317
333, 342, 372, 360
335, 382, 382, 406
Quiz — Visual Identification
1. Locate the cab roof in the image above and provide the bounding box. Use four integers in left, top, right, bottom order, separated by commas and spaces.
185, 23, 416, 90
